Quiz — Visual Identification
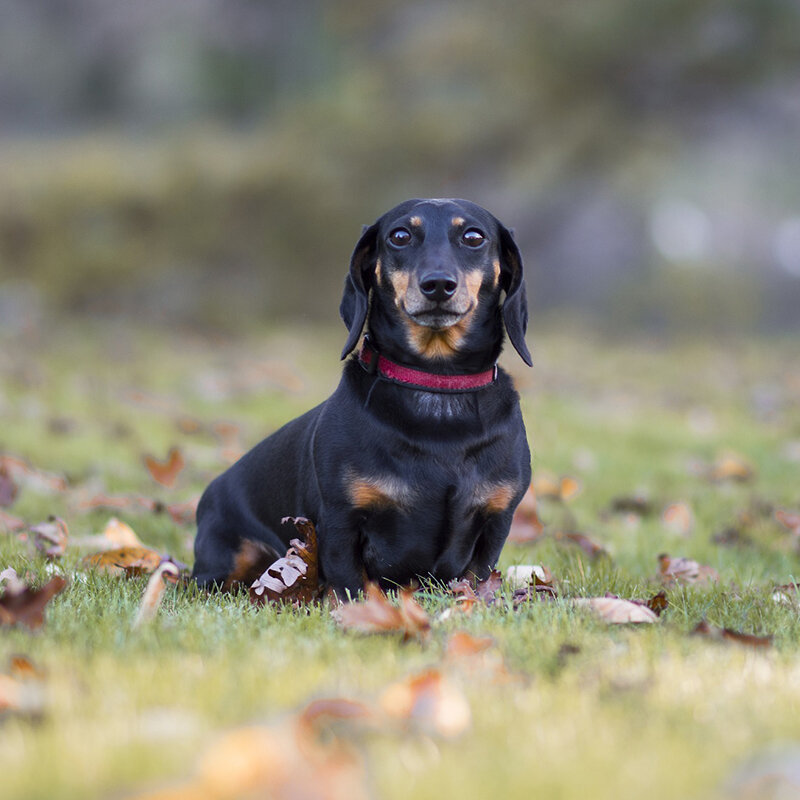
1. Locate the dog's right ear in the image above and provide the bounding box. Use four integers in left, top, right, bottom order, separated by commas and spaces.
340, 222, 379, 359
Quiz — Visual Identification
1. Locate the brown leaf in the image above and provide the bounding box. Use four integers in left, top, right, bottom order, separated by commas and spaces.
692, 620, 772, 649
77, 493, 158, 514
249, 517, 321, 607
445, 631, 495, 659
379, 669, 471, 737
332, 583, 430, 641
775, 509, 800, 536
0, 465, 18, 507
554, 531, 608, 559
0, 575, 67, 630
572, 596, 659, 624
658, 553, 719, 585
165, 497, 199, 526
0, 656, 46, 715
661, 502, 694, 537
0, 509, 26, 533
82, 546, 163, 576
133, 561, 181, 628
29, 517, 69, 559
0, 455, 67, 494
143, 447, 185, 488
475, 569, 504, 605
534, 473, 582, 502
507, 484, 544, 543
645, 590, 669, 616
708, 452, 755, 483
609, 494, 654, 516
100, 517, 144, 548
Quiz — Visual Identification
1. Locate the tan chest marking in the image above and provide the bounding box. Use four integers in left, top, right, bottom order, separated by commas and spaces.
346, 470, 412, 510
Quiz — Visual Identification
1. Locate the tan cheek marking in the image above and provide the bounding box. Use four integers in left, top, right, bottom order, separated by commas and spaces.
475, 482, 516, 514
390, 271, 410, 308
465, 269, 483, 304
492, 259, 501, 287
375, 257, 382, 287
451, 216, 465, 227
409, 216, 422, 227
346, 472, 410, 510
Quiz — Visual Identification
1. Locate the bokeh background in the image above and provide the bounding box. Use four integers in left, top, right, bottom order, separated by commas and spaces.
1, 0, 799, 336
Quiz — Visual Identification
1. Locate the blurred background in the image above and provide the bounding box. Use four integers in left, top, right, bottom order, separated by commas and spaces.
1, 0, 799, 337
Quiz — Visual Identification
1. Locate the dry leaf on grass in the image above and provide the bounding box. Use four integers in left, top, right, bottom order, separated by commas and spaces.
775, 509, 800, 537
554, 531, 608, 559
133, 718, 371, 800
332, 583, 430, 641
609, 494, 654, 516
661, 502, 694, 537
448, 569, 504, 615
0, 509, 26, 533
0, 575, 66, 630
82, 546, 163, 576
0, 656, 46, 716
0, 465, 18, 507
143, 447, 185, 488
692, 620, 772, 649
28, 517, 69, 559
708, 452, 755, 483
658, 553, 719, 585
506, 564, 558, 605
250, 517, 321, 607
534, 473, 582, 502
0, 455, 68, 494
379, 669, 471, 738
133, 561, 181, 628
507, 484, 544, 543
572, 596, 659, 624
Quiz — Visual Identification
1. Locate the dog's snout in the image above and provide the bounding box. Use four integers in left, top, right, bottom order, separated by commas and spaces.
419, 272, 458, 302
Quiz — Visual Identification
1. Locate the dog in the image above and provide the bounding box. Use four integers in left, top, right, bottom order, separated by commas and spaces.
191, 198, 532, 598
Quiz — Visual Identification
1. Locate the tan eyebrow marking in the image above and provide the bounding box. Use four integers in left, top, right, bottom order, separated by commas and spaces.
451, 216, 465, 227
409, 216, 423, 227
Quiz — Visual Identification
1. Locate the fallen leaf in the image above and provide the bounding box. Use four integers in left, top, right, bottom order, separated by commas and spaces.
572, 596, 659, 624
507, 484, 544, 543
645, 590, 669, 616
445, 631, 496, 659
534, 473, 582, 502
143, 447, 185, 488
775, 509, 800, 536
0, 455, 67, 494
82, 546, 163, 576
133, 561, 181, 628
332, 583, 430, 641
379, 669, 471, 737
475, 569, 504, 605
101, 517, 144, 548
692, 620, 772, 648
0, 575, 67, 630
609, 494, 654, 516
0, 656, 46, 715
658, 553, 719, 586
29, 517, 69, 559
0, 509, 26, 533
77, 493, 158, 514
166, 497, 199, 526
249, 517, 321, 607
661, 502, 694, 537
772, 583, 799, 604
0, 465, 18, 507
709, 452, 755, 483
506, 564, 553, 590
554, 531, 608, 559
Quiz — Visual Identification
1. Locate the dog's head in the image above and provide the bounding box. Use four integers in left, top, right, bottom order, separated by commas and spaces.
340, 198, 531, 368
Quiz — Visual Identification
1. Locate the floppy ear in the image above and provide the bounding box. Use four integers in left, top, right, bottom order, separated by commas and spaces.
340, 222, 379, 359
498, 225, 533, 366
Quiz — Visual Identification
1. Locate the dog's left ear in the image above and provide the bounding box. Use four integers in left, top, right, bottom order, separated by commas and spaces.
498, 224, 533, 366
340, 222, 379, 359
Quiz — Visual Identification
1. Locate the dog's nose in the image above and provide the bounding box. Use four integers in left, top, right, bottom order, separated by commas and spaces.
419, 272, 458, 302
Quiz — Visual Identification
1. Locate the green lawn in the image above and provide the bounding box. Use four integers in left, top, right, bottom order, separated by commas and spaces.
1, 321, 799, 799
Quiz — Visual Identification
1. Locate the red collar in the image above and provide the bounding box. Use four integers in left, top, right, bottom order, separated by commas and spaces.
358, 339, 497, 392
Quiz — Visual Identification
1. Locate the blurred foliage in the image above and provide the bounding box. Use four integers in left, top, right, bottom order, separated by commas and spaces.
0, 0, 799, 331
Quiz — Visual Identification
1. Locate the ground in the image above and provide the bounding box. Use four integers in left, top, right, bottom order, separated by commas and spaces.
1, 320, 799, 799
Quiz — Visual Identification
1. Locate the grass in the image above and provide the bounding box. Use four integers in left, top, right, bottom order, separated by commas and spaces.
1, 320, 800, 799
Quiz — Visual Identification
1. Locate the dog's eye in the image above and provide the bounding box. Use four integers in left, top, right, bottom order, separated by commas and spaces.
388, 228, 412, 247
462, 229, 486, 248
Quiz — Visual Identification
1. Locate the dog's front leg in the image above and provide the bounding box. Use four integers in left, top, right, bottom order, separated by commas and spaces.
463, 511, 516, 583
317, 513, 366, 601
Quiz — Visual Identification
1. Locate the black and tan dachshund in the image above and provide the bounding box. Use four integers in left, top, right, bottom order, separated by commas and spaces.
192, 198, 532, 598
